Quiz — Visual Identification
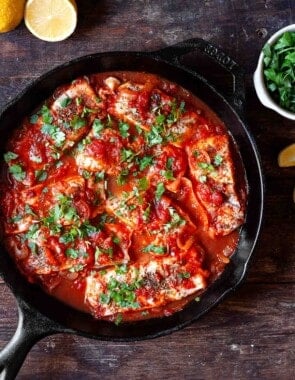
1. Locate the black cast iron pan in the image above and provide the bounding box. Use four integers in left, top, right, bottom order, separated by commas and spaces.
0, 38, 264, 380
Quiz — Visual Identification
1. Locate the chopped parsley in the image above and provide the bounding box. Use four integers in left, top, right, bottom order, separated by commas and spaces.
155, 182, 165, 201
66, 248, 88, 260
43, 195, 78, 234
142, 244, 167, 254
121, 148, 136, 163
117, 168, 129, 185
92, 119, 104, 137
25, 223, 40, 240
95, 171, 105, 182
138, 177, 148, 191
82, 170, 92, 180
30, 114, 39, 124
112, 236, 120, 245
41, 124, 66, 147
95, 246, 114, 259
164, 207, 186, 232
198, 162, 215, 172
138, 155, 153, 171
213, 154, 223, 166
178, 271, 191, 279
40, 105, 53, 124
35, 169, 47, 182
70, 116, 86, 130
4, 151, 18, 163
68, 264, 85, 273
9, 164, 26, 182
59, 97, 72, 108
146, 125, 163, 146
119, 121, 130, 138
59, 221, 97, 244
99, 275, 142, 309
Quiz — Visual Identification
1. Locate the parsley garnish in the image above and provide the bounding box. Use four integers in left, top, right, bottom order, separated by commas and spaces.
70, 116, 86, 130
155, 182, 165, 200
213, 154, 223, 166
40, 105, 53, 124
178, 272, 191, 279
117, 168, 129, 185
121, 148, 136, 163
119, 122, 130, 138
142, 244, 167, 254
30, 114, 38, 124
59, 97, 72, 108
138, 155, 153, 171
69, 264, 85, 273
99, 275, 142, 309
198, 162, 215, 172
4, 151, 18, 163
9, 164, 26, 182
35, 169, 47, 182
263, 31, 295, 112
92, 119, 104, 137
146, 125, 163, 146
41, 124, 66, 147
138, 177, 148, 191
66, 248, 88, 259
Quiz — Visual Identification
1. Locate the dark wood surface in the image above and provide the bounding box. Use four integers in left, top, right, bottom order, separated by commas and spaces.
0, 1, 294, 379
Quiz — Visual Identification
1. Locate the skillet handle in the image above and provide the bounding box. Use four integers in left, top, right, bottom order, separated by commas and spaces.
0, 299, 62, 380
153, 38, 245, 117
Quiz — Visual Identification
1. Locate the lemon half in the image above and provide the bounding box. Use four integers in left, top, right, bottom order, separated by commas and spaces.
24, 0, 77, 42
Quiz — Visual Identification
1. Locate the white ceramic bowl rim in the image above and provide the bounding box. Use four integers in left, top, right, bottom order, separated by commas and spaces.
253, 24, 295, 120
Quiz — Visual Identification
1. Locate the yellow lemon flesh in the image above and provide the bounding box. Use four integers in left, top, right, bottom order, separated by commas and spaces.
278, 143, 295, 167
24, 0, 77, 42
0, 0, 25, 33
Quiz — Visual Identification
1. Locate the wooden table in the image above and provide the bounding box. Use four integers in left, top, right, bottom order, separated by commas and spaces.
0, 1, 294, 379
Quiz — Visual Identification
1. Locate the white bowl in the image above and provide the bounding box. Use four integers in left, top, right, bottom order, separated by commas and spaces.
253, 24, 295, 120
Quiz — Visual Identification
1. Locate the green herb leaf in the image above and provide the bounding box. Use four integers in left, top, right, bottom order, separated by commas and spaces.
213, 154, 223, 166
70, 115, 86, 130
142, 244, 167, 254
9, 164, 26, 182
93, 119, 104, 136
59, 97, 72, 108
155, 182, 165, 200
138, 177, 148, 191
119, 122, 130, 138
30, 114, 39, 124
4, 151, 18, 163
41, 124, 66, 147
35, 169, 47, 182
139, 155, 153, 171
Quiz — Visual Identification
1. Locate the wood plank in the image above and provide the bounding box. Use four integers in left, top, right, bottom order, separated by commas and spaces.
0, 283, 293, 379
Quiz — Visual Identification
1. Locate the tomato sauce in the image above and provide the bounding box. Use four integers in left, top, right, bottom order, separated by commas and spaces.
0, 72, 247, 323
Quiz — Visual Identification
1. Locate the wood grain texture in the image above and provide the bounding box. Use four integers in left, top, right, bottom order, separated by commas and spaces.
0, 1, 294, 379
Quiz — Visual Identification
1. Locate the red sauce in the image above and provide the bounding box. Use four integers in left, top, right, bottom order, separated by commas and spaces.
0, 72, 247, 323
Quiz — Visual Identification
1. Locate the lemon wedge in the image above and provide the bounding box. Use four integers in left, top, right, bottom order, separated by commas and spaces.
24, 0, 77, 42
278, 143, 295, 167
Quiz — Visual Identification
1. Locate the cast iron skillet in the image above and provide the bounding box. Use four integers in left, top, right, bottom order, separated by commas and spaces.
0, 38, 264, 380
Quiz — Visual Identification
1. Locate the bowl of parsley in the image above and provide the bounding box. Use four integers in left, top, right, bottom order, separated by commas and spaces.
254, 24, 295, 120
